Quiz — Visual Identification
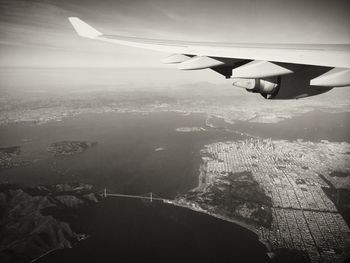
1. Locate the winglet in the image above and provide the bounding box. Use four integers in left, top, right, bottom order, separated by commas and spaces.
68, 17, 102, 38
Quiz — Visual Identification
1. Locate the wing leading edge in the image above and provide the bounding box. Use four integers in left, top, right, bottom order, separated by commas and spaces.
68, 17, 350, 99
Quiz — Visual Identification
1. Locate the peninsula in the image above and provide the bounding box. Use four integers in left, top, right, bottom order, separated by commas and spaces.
177, 139, 350, 262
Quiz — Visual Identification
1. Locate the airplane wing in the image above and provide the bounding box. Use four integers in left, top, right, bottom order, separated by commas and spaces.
68, 17, 350, 99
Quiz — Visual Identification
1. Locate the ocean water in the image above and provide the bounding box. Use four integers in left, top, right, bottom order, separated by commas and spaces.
0, 111, 243, 198
0, 111, 270, 262
38, 198, 270, 263
1, 110, 348, 196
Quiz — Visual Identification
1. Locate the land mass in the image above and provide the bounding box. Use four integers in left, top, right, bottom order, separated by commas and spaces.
0, 146, 30, 170
0, 183, 99, 263
179, 170, 272, 228
177, 139, 350, 263
1, 70, 349, 128
175, 127, 205, 132
47, 141, 97, 156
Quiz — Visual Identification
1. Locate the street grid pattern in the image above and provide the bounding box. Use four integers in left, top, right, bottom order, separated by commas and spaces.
200, 139, 350, 262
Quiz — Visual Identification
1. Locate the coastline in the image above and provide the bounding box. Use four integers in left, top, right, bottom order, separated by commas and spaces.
166, 199, 260, 235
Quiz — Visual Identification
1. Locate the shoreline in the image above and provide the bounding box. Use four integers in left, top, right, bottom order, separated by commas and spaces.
165, 199, 259, 235
164, 198, 273, 258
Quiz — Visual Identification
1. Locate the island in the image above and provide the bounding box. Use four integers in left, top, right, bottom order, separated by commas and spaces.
0, 146, 29, 170
47, 141, 97, 156
175, 127, 205, 132
154, 147, 165, 152
176, 139, 350, 262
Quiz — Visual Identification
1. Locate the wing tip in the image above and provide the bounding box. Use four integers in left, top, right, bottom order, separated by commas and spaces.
68, 17, 102, 38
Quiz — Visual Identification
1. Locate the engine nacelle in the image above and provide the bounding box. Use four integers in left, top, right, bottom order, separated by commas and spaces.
232, 78, 280, 98
232, 66, 335, 99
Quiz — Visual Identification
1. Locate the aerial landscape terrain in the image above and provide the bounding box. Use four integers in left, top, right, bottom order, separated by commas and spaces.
0, 68, 349, 262
0, 0, 349, 261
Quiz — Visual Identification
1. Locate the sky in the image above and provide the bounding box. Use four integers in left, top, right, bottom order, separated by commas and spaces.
0, 0, 349, 68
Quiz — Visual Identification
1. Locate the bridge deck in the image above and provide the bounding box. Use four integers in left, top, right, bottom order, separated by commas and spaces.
101, 190, 257, 234
104, 193, 166, 202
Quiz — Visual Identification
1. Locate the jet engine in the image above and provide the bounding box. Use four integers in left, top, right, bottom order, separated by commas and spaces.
232, 78, 280, 99
231, 64, 335, 99
174, 57, 342, 100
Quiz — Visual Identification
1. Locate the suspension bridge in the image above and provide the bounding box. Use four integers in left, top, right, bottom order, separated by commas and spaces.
101, 188, 171, 203
99, 188, 257, 234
